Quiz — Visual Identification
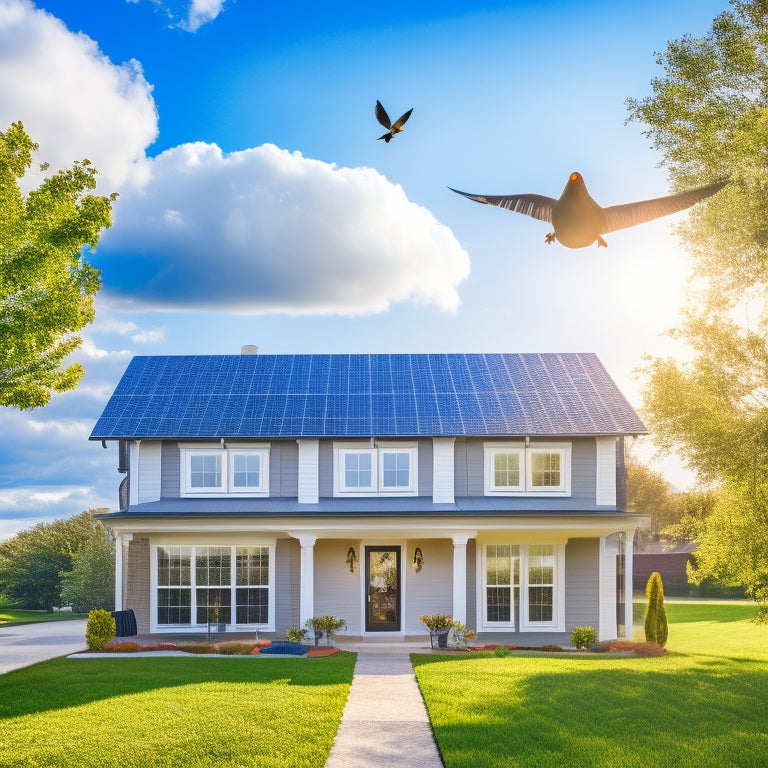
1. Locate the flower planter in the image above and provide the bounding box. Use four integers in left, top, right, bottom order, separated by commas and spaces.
430, 629, 450, 649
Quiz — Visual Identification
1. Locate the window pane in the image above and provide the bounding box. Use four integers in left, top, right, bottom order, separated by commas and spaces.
233, 454, 260, 487
531, 452, 561, 487
235, 547, 269, 586
157, 546, 191, 586
527, 545, 554, 622
196, 587, 231, 625
382, 452, 410, 488
486, 587, 511, 622
345, 452, 372, 488
190, 454, 222, 488
494, 452, 520, 487
528, 586, 553, 622
196, 546, 231, 587
236, 587, 268, 624
157, 587, 191, 624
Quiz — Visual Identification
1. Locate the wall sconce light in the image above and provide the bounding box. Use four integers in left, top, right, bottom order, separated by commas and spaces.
411, 547, 424, 573
345, 547, 358, 572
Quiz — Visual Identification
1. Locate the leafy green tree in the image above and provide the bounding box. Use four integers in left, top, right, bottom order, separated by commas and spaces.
0, 121, 116, 409
60, 527, 115, 612
627, 0, 768, 606
0, 509, 108, 610
626, 452, 676, 545
644, 571, 668, 647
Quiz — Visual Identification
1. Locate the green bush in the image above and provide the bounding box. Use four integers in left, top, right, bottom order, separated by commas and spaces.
306, 616, 346, 633
494, 646, 510, 657
285, 626, 308, 642
541, 644, 564, 652
752, 605, 768, 624
645, 572, 668, 647
85, 608, 115, 650
217, 642, 255, 655
571, 626, 597, 649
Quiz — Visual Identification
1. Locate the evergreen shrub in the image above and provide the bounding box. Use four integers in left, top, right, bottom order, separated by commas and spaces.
85, 608, 115, 650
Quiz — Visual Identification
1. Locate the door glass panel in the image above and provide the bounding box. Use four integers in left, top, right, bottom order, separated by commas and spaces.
366, 547, 400, 631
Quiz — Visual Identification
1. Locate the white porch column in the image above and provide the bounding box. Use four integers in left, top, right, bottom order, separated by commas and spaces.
624, 531, 634, 639
451, 532, 476, 625
294, 534, 317, 628
114, 534, 132, 611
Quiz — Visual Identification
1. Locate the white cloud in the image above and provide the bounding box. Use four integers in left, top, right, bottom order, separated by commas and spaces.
0, 0, 158, 193
131, 328, 165, 343
184, 0, 226, 31
99, 142, 471, 315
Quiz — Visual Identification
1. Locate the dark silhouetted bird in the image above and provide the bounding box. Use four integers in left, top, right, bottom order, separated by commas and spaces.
376, 100, 413, 143
449, 172, 729, 248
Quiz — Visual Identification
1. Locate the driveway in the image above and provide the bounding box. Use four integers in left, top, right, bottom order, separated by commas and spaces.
0, 618, 87, 674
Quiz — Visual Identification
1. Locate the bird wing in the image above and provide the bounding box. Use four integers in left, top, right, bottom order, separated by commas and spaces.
392, 108, 413, 131
375, 100, 391, 129
601, 179, 729, 234
448, 188, 556, 223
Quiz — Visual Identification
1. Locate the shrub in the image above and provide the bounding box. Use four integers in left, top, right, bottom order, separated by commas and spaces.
85, 608, 115, 650
102, 641, 142, 653
217, 642, 255, 656
571, 625, 597, 649
494, 646, 510, 657
179, 644, 218, 654
306, 616, 346, 633
752, 605, 768, 624
285, 626, 307, 642
541, 644, 564, 652
645, 572, 668, 647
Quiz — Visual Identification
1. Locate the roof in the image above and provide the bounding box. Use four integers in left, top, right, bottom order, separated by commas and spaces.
90, 352, 646, 440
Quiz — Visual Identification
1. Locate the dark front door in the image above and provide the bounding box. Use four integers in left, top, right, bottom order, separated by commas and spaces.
365, 546, 401, 632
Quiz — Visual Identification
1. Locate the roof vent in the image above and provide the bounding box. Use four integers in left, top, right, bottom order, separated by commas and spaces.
241, 345, 259, 355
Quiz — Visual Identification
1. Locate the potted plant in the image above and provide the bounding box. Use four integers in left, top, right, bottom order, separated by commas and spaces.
448, 620, 476, 648
419, 613, 453, 649
285, 626, 308, 643
306, 616, 346, 646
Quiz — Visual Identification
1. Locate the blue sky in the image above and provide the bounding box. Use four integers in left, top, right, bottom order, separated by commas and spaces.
0, 0, 728, 539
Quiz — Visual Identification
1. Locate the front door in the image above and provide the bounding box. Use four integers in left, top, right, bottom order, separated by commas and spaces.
365, 546, 401, 632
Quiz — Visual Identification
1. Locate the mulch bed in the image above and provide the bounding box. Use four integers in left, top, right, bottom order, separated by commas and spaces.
305, 647, 342, 657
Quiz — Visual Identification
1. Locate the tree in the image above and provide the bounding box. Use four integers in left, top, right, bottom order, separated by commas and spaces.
627, 0, 768, 606
644, 571, 668, 647
60, 527, 115, 613
0, 121, 116, 409
626, 453, 676, 545
0, 509, 108, 610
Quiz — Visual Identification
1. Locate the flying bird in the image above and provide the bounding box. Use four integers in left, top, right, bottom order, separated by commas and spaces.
449, 172, 729, 248
375, 100, 412, 143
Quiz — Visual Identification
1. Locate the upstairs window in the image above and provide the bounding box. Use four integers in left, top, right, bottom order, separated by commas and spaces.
484, 442, 571, 496
334, 442, 418, 496
181, 444, 269, 497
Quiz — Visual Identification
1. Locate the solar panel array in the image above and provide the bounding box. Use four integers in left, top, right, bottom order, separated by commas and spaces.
89, 353, 646, 440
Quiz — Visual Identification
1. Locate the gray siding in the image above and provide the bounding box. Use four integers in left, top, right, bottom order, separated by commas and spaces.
271, 440, 298, 498
319, 440, 333, 498
314, 539, 363, 634
161, 442, 180, 498
564, 537, 600, 631
275, 537, 299, 635
404, 539, 453, 634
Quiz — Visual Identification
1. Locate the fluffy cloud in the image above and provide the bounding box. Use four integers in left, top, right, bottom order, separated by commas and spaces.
124, 0, 227, 32
0, 0, 158, 192
99, 142, 471, 315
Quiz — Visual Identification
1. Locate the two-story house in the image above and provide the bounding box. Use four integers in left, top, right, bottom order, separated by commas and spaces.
91, 350, 646, 645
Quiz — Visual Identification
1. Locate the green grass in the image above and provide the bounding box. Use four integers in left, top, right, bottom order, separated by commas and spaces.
0, 653, 356, 767
413, 602, 768, 768
0, 609, 87, 626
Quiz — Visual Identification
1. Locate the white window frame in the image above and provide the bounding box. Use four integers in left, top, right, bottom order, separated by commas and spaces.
477, 541, 565, 632
150, 541, 276, 633
484, 442, 571, 496
480, 543, 520, 630
180, 443, 270, 498
333, 442, 418, 497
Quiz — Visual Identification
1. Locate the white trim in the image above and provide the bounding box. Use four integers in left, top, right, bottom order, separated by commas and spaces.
451, 531, 476, 624
179, 444, 270, 498
484, 442, 572, 496
149, 540, 276, 633
138, 441, 162, 504
432, 437, 456, 503
128, 440, 140, 507
297, 439, 319, 504
333, 442, 418, 497
595, 437, 617, 506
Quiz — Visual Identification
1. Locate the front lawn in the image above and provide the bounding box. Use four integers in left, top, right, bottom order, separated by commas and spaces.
0, 653, 356, 768
413, 602, 768, 768
0, 609, 87, 626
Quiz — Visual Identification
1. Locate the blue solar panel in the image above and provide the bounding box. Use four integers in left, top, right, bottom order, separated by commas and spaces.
90, 353, 647, 439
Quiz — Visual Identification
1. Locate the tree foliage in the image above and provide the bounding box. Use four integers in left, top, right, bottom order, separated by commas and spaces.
0, 121, 116, 409
60, 526, 115, 613
628, 0, 768, 602
0, 509, 108, 610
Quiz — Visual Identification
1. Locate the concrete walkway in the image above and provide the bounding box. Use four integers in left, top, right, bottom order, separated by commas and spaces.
0, 618, 87, 674
325, 642, 444, 768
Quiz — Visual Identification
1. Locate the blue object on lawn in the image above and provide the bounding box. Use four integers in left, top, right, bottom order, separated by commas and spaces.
259, 642, 308, 655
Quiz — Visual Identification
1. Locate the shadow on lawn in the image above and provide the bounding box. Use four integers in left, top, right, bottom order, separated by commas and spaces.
0, 653, 357, 720
411, 653, 768, 768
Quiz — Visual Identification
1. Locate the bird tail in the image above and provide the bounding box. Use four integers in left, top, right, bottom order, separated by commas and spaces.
377, 133, 392, 143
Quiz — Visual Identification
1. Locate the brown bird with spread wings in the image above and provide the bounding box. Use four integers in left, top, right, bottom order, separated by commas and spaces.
375, 100, 412, 143
449, 172, 728, 248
